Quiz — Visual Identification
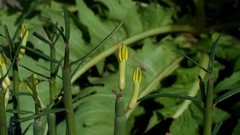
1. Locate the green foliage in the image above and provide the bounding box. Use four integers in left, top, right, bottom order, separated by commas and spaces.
0, 0, 240, 135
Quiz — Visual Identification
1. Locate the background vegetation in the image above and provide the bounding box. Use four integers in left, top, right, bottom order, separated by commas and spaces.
0, 0, 240, 135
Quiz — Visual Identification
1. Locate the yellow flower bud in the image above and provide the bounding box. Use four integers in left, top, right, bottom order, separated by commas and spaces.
19, 24, 28, 60
27, 74, 38, 94
118, 44, 128, 91
0, 52, 10, 108
3, 76, 11, 88
128, 67, 142, 110
4, 87, 9, 108
26, 74, 45, 109
0, 53, 10, 88
133, 67, 142, 84
0, 53, 7, 68
118, 44, 128, 62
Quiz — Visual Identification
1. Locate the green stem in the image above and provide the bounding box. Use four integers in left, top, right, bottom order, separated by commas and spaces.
193, 0, 206, 30
33, 118, 43, 135
63, 45, 76, 135
203, 75, 214, 135
33, 93, 43, 134
50, 46, 57, 102
0, 87, 7, 135
71, 25, 196, 83
48, 46, 57, 135
113, 92, 126, 135
12, 65, 22, 135
47, 114, 56, 135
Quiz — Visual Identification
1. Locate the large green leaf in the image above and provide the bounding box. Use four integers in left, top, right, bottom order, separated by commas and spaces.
170, 104, 229, 135
214, 71, 240, 93
232, 121, 240, 135
170, 104, 203, 135
57, 36, 181, 134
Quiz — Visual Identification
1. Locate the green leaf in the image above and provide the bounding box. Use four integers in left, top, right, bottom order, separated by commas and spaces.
154, 53, 209, 119
73, 90, 97, 105
212, 108, 230, 124
21, 46, 59, 63
32, 32, 51, 46
10, 92, 34, 97
4, 25, 15, 55
19, 65, 50, 79
173, 50, 209, 74
208, 34, 221, 74
214, 34, 240, 66
211, 122, 223, 135
6, 109, 34, 114
214, 71, 240, 93
213, 87, 240, 105
232, 121, 240, 135
63, 7, 70, 43
170, 104, 229, 135
138, 92, 202, 105
170, 104, 203, 135
17, 108, 66, 122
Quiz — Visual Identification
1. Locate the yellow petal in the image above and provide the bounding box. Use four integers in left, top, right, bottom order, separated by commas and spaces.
20, 24, 28, 46
26, 74, 39, 94
118, 44, 128, 62
19, 24, 29, 60
133, 67, 142, 84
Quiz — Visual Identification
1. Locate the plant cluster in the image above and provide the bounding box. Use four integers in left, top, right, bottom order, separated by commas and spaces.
0, 0, 240, 135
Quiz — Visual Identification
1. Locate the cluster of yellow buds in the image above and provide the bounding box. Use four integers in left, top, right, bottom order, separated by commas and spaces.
0, 52, 11, 107
117, 44, 142, 109
26, 74, 45, 109
18, 24, 28, 60
114, 43, 142, 135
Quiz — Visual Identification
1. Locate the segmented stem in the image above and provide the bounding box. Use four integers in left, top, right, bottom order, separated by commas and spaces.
63, 45, 76, 135
203, 75, 214, 135
114, 94, 126, 135
48, 45, 57, 135
0, 85, 7, 135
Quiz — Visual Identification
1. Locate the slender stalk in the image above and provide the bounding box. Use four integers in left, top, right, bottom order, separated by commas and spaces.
48, 45, 57, 135
47, 113, 56, 135
113, 91, 126, 135
12, 64, 22, 135
203, 75, 214, 135
63, 45, 76, 135
0, 86, 7, 135
5, 25, 22, 135
193, 0, 206, 30
33, 119, 43, 135
50, 46, 57, 103
33, 96, 43, 135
